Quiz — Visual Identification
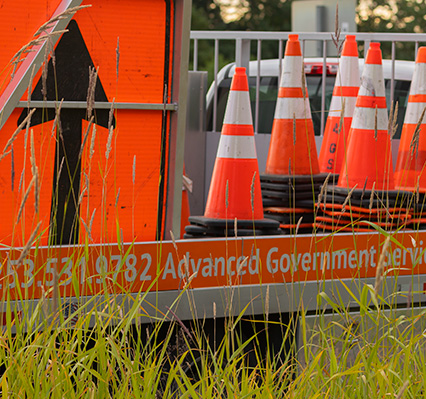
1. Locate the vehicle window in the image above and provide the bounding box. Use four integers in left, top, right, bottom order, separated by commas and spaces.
385, 79, 410, 139
206, 75, 410, 138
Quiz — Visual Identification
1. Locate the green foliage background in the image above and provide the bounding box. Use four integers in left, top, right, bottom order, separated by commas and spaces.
191, 0, 426, 79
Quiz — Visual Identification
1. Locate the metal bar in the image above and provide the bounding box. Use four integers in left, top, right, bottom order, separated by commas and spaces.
213, 39, 219, 133
390, 41, 395, 110
193, 38, 198, 71
278, 39, 283, 81
255, 40, 261, 134
0, 0, 83, 131
190, 30, 426, 42
320, 40, 327, 136
17, 100, 178, 111
167, 0, 192, 240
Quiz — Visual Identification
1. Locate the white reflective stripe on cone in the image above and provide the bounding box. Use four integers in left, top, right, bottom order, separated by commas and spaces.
273, 97, 312, 119
223, 91, 253, 125
328, 96, 357, 118
404, 102, 426, 124
336, 56, 360, 86
280, 56, 304, 87
410, 63, 426, 95
216, 135, 257, 159
351, 107, 388, 130
358, 65, 386, 97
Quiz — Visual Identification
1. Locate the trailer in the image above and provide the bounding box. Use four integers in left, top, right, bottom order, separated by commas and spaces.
1, 0, 426, 375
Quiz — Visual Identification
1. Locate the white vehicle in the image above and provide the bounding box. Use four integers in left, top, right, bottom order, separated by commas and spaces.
206, 57, 414, 138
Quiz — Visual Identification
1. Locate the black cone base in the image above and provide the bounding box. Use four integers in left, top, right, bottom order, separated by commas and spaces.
184, 216, 281, 239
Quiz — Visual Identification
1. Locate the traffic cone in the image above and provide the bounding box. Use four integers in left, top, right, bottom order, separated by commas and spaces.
185, 67, 280, 238
318, 35, 360, 174
264, 34, 319, 176
337, 42, 394, 191
315, 42, 413, 234
394, 46, 426, 192
261, 34, 324, 235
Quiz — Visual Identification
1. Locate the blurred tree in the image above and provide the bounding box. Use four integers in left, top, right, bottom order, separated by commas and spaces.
357, 0, 426, 59
191, 0, 293, 81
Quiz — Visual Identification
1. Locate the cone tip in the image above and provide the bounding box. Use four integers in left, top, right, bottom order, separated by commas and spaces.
416, 47, 426, 63
341, 35, 358, 57
285, 34, 302, 56
231, 67, 249, 91
366, 42, 382, 65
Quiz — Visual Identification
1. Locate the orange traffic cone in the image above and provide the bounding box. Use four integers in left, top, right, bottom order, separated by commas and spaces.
185, 67, 280, 238
204, 67, 264, 220
264, 34, 319, 176
318, 35, 359, 174
337, 42, 394, 191
394, 46, 426, 192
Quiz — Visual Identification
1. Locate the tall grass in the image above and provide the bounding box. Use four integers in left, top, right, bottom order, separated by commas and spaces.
1, 6, 426, 399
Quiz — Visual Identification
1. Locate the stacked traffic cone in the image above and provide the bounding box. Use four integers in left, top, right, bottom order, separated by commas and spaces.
184, 67, 280, 238
394, 47, 426, 230
318, 35, 359, 176
315, 42, 412, 232
261, 34, 325, 234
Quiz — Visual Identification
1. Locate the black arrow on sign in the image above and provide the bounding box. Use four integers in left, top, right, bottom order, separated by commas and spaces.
18, 19, 115, 245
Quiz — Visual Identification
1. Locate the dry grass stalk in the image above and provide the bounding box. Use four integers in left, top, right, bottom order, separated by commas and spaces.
86, 67, 98, 119
41, 37, 54, 101
115, 188, 120, 207
331, 4, 343, 54
116, 37, 120, 81
409, 106, 426, 158
27, 64, 36, 110
369, 182, 376, 211
11, 146, 15, 191
388, 101, 399, 138
234, 218, 237, 239
225, 180, 229, 209
78, 186, 87, 207
318, 173, 331, 204
2, 109, 36, 156
105, 126, 113, 160
79, 116, 94, 159
293, 113, 297, 146
34, 166, 39, 215
416, 176, 420, 204
250, 171, 256, 213
10, 31, 65, 78
265, 285, 270, 321
52, 99, 63, 135
108, 98, 115, 132
375, 236, 391, 297
360, 177, 368, 201
295, 217, 303, 235
288, 158, 292, 175
16, 221, 42, 265
33, 5, 91, 38
16, 175, 36, 222
133, 155, 136, 186
301, 70, 306, 99
90, 125, 97, 160
374, 106, 378, 140
342, 184, 358, 212
396, 381, 410, 399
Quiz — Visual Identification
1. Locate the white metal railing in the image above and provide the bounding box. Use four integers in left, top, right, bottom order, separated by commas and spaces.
190, 31, 426, 135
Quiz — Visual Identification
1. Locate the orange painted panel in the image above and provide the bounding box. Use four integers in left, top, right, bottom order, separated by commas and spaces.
1, 0, 175, 245
1, 230, 426, 300
0, 110, 55, 247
